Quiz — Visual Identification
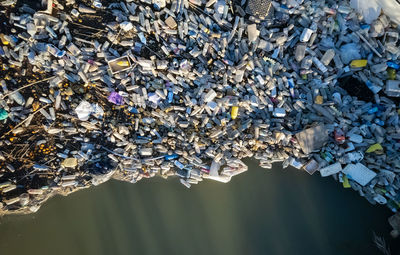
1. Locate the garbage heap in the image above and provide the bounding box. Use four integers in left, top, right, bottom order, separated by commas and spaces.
0, 0, 399, 216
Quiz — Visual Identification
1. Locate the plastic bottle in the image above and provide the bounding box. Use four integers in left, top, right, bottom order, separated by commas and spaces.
93, 0, 102, 8
203, 89, 217, 103
301, 56, 313, 69
26, 23, 36, 37
0, 33, 9, 45
387, 68, 396, 80
10, 91, 25, 105
312, 57, 328, 72
320, 49, 335, 66
0, 108, 8, 120
334, 128, 345, 144
387, 61, 400, 70
371, 63, 387, 73
386, 80, 400, 97
350, 59, 368, 68
58, 35, 67, 49
300, 28, 313, 42
288, 78, 295, 98
295, 43, 306, 62
338, 5, 352, 14
231, 106, 239, 119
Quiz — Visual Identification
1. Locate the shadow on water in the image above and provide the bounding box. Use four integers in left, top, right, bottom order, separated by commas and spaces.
0, 159, 398, 255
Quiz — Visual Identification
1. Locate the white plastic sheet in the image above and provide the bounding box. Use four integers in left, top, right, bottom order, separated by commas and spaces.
376, 0, 400, 24
351, 0, 400, 25
350, 0, 381, 24
342, 163, 377, 186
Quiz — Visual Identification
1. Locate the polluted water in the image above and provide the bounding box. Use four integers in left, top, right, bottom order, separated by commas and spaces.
0, 0, 400, 238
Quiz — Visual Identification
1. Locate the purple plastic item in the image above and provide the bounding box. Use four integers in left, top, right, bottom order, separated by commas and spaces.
108, 92, 124, 105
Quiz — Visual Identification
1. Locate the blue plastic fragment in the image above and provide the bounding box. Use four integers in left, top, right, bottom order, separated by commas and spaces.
164, 154, 179, 160
167, 91, 173, 103
9, 35, 18, 44
288, 78, 295, 97
368, 106, 378, 114
375, 119, 385, 126
129, 107, 139, 114
137, 136, 151, 140
387, 61, 399, 70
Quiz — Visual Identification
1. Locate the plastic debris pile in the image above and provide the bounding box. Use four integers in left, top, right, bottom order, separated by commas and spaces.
0, 0, 400, 219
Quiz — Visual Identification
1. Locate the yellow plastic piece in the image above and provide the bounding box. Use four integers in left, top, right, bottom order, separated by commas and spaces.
350, 59, 368, 68
342, 175, 351, 188
117, 61, 130, 67
366, 143, 383, 153
0, 34, 9, 45
398, 109, 400, 115
231, 106, 239, 120
315, 95, 323, 104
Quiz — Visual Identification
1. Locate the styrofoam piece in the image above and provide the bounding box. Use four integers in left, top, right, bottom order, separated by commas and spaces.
342, 163, 377, 186
320, 162, 342, 177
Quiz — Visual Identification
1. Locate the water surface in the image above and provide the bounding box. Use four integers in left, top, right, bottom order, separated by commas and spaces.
0, 160, 397, 255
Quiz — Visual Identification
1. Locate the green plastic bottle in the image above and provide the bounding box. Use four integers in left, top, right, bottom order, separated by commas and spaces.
0, 108, 8, 120
387, 68, 396, 80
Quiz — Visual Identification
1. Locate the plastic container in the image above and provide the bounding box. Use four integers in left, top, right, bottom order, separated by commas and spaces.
231, 106, 239, 119
350, 59, 368, 68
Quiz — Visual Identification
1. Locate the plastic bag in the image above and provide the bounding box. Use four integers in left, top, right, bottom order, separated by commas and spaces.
108, 92, 124, 105
376, 0, 400, 25
351, 0, 400, 25
75, 100, 93, 121
350, 0, 381, 24
340, 43, 361, 65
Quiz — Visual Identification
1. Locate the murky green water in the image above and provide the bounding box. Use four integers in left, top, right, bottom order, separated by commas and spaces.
0, 160, 397, 255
